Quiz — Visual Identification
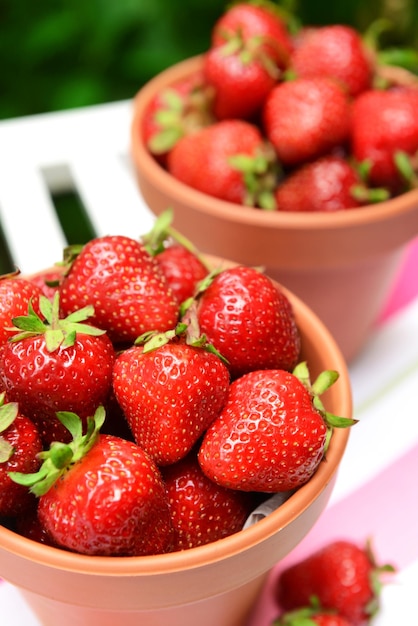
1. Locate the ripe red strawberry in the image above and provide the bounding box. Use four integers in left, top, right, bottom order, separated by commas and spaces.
0, 393, 42, 517
0, 271, 44, 346
273, 605, 351, 626
195, 266, 300, 379
162, 452, 254, 550
351, 87, 418, 192
167, 119, 279, 209
141, 210, 210, 305
142, 71, 214, 165
155, 244, 210, 305
263, 77, 351, 166
198, 363, 355, 492
211, 2, 293, 65
276, 540, 395, 626
274, 155, 376, 212
59, 235, 179, 345
15, 505, 59, 547
0, 294, 115, 444
10, 408, 174, 556
203, 1, 293, 120
290, 25, 373, 97
28, 267, 65, 300
112, 340, 230, 466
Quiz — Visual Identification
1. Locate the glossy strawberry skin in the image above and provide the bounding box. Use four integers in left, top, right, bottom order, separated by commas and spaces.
0, 276, 44, 346
276, 540, 379, 625
211, 2, 293, 67
0, 333, 115, 444
162, 453, 253, 550
0, 412, 42, 517
198, 369, 327, 493
275, 155, 362, 212
263, 77, 351, 166
203, 45, 279, 120
196, 266, 300, 380
59, 236, 179, 346
112, 342, 230, 466
290, 25, 373, 97
155, 244, 209, 305
167, 119, 273, 205
37, 434, 174, 556
351, 87, 418, 191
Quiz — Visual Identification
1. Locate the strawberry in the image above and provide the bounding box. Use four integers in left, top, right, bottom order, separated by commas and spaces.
198, 362, 355, 492
142, 71, 215, 165
0, 294, 115, 444
28, 267, 65, 300
274, 155, 389, 212
0, 393, 42, 517
203, 0, 293, 120
263, 77, 351, 166
210, 2, 293, 66
167, 119, 279, 209
112, 339, 230, 466
289, 25, 373, 97
275, 539, 395, 626
59, 235, 179, 345
195, 266, 300, 380
141, 209, 210, 305
162, 452, 254, 550
351, 86, 418, 192
10, 408, 174, 556
0, 271, 44, 346
15, 505, 58, 547
273, 605, 352, 626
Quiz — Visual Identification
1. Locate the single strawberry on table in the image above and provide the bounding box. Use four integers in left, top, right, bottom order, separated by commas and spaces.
59, 235, 179, 346
10, 407, 174, 556
263, 77, 351, 167
162, 452, 254, 551
194, 265, 301, 380
275, 539, 395, 626
198, 362, 356, 492
0, 293, 115, 444
0, 392, 42, 517
167, 119, 279, 209
112, 331, 230, 466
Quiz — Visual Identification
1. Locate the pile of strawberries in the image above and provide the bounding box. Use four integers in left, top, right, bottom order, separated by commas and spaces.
142, 1, 418, 212
0, 211, 355, 558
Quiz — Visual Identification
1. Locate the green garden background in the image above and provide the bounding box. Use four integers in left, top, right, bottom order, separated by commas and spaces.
0, 0, 417, 120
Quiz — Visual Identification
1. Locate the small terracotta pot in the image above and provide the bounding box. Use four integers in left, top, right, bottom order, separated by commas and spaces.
130, 55, 418, 363
0, 279, 352, 626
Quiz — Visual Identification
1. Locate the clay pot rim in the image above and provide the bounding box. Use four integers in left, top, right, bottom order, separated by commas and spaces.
0, 284, 352, 577
131, 54, 418, 233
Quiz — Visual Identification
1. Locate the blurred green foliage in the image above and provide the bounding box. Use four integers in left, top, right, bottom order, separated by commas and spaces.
0, 0, 417, 120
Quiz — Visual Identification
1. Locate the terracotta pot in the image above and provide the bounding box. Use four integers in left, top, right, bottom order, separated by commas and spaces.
0, 279, 352, 626
130, 55, 418, 363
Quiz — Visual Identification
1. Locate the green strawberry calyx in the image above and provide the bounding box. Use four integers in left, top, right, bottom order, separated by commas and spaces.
7, 292, 106, 352
9, 406, 105, 496
272, 595, 338, 625
363, 538, 396, 619
293, 361, 357, 452
228, 142, 281, 210
0, 392, 19, 463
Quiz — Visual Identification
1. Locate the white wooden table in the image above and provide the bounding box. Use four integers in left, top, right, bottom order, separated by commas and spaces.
0, 101, 417, 626
0, 100, 155, 275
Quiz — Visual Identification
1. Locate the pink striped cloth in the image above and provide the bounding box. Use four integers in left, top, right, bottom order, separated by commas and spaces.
1, 237, 418, 626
